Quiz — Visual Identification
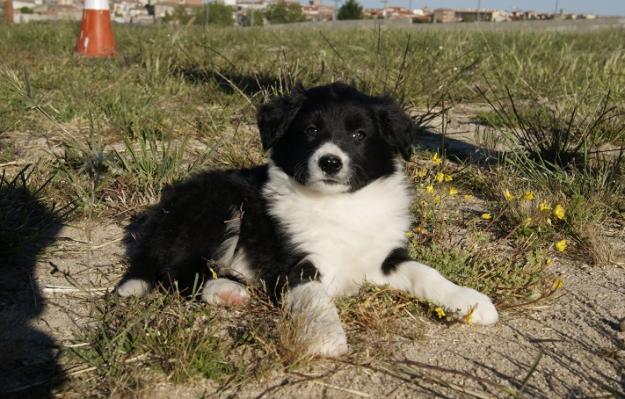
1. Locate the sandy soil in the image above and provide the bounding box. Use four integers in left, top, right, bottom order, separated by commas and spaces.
2, 219, 623, 398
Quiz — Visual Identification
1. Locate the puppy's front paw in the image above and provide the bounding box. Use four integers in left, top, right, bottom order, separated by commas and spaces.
304, 323, 348, 358
445, 287, 498, 325
285, 281, 348, 358
202, 278, 250, 306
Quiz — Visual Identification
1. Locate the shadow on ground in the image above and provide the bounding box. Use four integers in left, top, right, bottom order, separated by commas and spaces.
415, 126, 503, 165
0, 167, 69, 398
176, 67, 292, 98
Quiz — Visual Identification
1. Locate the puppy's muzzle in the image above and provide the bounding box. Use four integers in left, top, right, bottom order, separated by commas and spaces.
318, 155, 343, 176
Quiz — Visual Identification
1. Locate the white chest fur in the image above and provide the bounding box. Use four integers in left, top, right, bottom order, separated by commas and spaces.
264, 165, 413, 297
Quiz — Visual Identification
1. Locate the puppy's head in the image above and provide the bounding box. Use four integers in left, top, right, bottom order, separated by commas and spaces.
257, 83, 415, 194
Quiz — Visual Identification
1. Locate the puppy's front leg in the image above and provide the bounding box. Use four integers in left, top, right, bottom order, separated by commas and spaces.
284, 281, 348, 358
385, 259, 498, 325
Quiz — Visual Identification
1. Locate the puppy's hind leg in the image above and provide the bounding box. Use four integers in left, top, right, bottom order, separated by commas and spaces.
202, 278, 250, 306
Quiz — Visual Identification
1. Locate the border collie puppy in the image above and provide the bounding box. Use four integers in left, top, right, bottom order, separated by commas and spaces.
117, 82, 498, 357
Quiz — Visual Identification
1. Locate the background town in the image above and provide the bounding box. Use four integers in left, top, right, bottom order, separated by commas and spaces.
3, 0, 604, 26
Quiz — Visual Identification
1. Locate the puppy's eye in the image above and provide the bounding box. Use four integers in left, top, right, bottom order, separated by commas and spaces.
305, 125, 319, 136
351, 129, 366, 142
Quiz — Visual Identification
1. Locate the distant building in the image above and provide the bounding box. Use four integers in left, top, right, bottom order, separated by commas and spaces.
151, 1, 176, 19
363, 8, 382, 19
301, 1, 333, 22
509, 10, 539, 20
364, 6, 415, 20
433, 8, 455, 23
12, 0, 37, 10
235, 0, 268, 11
411, 8, 432, 23
12, 1, 81, 22
382, 6, 414, 20
455, 9, 510, 22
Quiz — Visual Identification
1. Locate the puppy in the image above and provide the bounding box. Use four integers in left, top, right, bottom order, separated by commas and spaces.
117, 82, 498, 357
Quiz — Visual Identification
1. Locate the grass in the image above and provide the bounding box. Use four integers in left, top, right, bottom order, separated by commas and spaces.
69, 293, 242, 397
68, 286, 337, 397
1, 21, 624, 397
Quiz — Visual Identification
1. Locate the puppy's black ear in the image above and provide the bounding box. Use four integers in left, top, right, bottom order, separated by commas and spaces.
257, 87, 306, 152
374, 98, 416, 160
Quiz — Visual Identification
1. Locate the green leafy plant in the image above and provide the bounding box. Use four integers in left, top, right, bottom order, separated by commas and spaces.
338, 0, 363, 20
194, 3, 235, 27
265, 1, 306, 24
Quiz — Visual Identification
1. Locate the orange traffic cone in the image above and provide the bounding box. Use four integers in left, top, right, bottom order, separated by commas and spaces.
75, 0, 117, 57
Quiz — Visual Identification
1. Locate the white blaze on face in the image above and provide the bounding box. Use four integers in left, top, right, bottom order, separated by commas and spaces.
307, 142, 351, 194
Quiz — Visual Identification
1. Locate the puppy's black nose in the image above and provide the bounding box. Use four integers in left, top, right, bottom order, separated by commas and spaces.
318, 155, 342, 175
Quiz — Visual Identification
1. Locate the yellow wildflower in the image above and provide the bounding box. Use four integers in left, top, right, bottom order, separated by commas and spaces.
503, 189, 515, 202
448, 187, 459, 196
538, 201, 551, 212
463, 307, 476, 325
553, 204, 566, 220
545, 257, 553, 266
481, 213, 492, 220
463, 194, 473, 201
431, 153, 443, 165
434, 307, 446, 318
551, 278, 564, 290
425, 184, 435, 194
435, 172, 452, 183
522, 191, 536, 201
555, 239, 567, 252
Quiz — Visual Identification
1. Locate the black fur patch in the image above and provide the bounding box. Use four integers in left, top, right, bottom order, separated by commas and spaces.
121, 166, 269, 295
381, 248, 411, 275
287, 260, 320, 288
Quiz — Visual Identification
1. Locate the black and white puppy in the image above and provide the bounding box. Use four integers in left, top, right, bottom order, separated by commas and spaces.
117, 83, 498, 357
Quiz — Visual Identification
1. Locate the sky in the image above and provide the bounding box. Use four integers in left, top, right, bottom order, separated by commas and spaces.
351, 1, 625, 16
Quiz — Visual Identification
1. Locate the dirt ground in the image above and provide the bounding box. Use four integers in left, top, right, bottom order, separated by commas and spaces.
2, 219, 623, 398
1, 110, 625, 398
